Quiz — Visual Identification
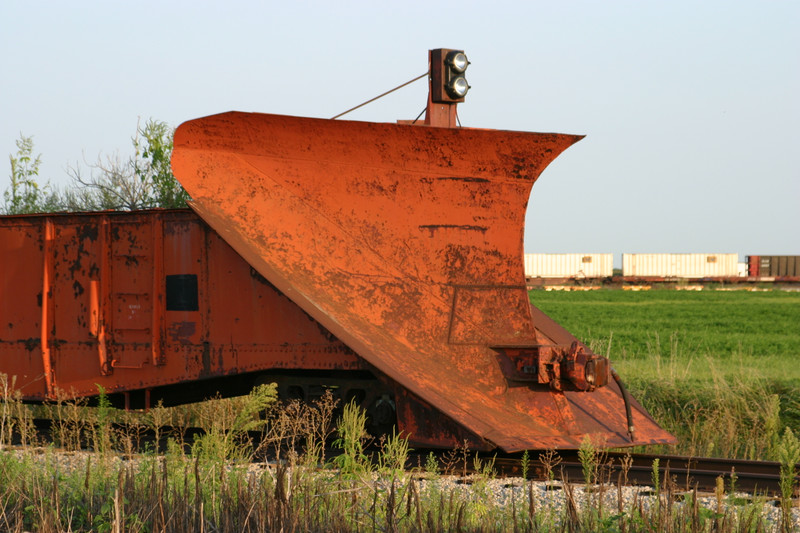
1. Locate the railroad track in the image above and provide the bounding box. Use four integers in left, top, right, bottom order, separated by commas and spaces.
465, 451, 794, 497
12, 419, 796, 497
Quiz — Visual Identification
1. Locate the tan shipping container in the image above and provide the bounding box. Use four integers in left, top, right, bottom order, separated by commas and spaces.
622, 253, 739, 278
524, 253, 613, 279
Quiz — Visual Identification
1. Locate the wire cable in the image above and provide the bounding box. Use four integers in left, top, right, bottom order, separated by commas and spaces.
610, 367, 636, 442
331, 72, 429, 120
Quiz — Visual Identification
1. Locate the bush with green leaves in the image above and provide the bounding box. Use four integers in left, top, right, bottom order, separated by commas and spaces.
3, 119, 190, 214
191, 383, 277, 463
332, 399, 372, 478
64, 118, 189, 211
3, 135, 60, 214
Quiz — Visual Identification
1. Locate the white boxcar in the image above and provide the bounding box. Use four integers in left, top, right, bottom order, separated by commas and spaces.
622, 254, 739, 278
737, 262, 748, 277
524, 254, 613, 279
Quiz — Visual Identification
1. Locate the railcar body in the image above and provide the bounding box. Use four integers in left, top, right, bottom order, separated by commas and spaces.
747, 255, 800, 278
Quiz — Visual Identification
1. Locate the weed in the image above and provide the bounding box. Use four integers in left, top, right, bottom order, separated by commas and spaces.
440, 447, 460, 476
424, 452, 439, 478
538, 448, 561, 484
652, 458, 661, 516
579, 435, 599, 486
331, 400, 371, 478
472, 452, 496, 480
299, 389, 338, 467
50, 390, 90, 452
10, 392, 36, 449
0, 373, 17, 447
619, 451, 633, 486
91, 384, 114, 455
520, 449, 530, 480
146, 399, 171, 454
458, 440, 470, 478
377, 429, 410, 479
775, 426, 800, 532
191, 383, 277, 463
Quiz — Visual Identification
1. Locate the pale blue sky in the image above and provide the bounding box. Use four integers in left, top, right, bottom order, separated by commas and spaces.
2, 1, 797, 259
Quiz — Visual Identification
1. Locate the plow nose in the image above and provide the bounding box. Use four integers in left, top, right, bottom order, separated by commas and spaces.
172, 111, 675, 451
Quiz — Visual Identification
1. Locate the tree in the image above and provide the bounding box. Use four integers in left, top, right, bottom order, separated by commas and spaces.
64, 118, 189, 211
3, 119, 189, 214
64, 152, 152, 211
133, 119, 189, 209
3, 135, 60, 214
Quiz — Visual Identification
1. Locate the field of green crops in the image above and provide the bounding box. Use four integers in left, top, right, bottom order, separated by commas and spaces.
529, 288, 800, 458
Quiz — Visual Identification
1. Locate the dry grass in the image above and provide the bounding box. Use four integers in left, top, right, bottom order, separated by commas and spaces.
1, 373, 796, 532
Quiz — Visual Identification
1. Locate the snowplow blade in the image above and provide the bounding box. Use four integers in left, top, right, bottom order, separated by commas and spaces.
172, 112, 675, 451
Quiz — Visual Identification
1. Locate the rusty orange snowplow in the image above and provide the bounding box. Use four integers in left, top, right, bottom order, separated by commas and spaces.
0, 49, 674, 451
169, 50, 674, 451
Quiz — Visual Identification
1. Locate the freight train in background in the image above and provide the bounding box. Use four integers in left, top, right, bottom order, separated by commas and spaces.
0, 49, 681, 452
524, 253, 800, 286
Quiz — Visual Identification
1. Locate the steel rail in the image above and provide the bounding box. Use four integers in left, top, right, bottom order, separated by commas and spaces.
16, 419, 796, 496
465, 450, 793, 496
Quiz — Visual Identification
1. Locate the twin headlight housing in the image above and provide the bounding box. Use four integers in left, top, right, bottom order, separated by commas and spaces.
430, 49, 471, 103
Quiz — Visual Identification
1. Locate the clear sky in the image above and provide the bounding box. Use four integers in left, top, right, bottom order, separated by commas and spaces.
2, 1, 798, 261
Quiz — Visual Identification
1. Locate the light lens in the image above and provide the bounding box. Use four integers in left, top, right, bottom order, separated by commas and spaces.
447, 51, 469, 73
448, 76, 469, 98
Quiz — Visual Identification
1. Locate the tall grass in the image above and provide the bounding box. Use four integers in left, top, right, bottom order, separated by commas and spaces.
1, 372, 796, 531
531, 288, 800, 460
594, 332, 791, 460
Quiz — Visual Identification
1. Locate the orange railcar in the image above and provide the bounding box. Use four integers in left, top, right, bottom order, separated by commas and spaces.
0, 211, 367, 401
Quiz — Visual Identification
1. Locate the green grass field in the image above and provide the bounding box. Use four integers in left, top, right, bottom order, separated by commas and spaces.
529, 288, 800, 458
529, 288, 799, 360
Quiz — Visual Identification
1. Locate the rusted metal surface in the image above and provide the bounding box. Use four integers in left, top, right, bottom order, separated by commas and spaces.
0, 211, 363, 402
171, 111, 676, 451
